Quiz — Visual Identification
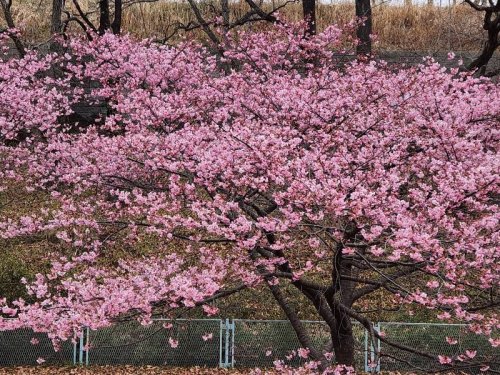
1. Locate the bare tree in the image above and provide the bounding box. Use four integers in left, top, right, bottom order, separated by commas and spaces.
168, 0, 293, 51
111, 0, 122, 34
98, 0, 111, 34
0, 0, 25, 56
302, 0, 316, 35
51, 0, 64, 34
356, 0, 373, 55
465, 0, 500, 75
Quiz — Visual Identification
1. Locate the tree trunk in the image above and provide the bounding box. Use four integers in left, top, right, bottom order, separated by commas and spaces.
111, 0, 122, 34
98, 0, 111, 35
50, 0, 64, 34
355, 0, 372, 55
0, 0, 26, 57
50, 0, 64, 52
467, 10, 499, 73
327, 237, 358, 366
302, 0, 316, 36
221, 0, 230, 30
332, 316, 356, 366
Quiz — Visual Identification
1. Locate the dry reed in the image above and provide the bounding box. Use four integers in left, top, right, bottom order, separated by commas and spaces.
2, 0, 486, 52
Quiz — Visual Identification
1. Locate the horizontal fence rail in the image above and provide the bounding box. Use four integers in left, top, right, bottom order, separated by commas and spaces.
0, 319, 498, 372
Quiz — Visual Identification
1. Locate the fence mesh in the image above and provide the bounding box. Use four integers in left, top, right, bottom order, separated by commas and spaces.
0, 328, 73, 366
378, 322, 499, 372
232, 320, 366, 369
87, 319, 221, 367
0, 320, 498, 371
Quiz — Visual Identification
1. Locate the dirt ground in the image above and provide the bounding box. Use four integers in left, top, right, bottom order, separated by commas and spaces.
0, 366, 471, 374
0, 366, 257, 375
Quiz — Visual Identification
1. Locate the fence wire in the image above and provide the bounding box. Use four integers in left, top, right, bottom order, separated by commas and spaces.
232, 320, 366, 369
378, 322, 499, 373
86, 319, 221, 367
0, 328, 73, 366
0, 319, 498, 372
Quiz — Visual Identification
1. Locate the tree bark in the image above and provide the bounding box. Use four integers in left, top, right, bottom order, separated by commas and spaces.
50, 0, 64, 34
467, 9, 499, 73
355, 0, 372, 55
0, 0, 26, 57
111, 0, 122, 34
302, 0, 316, 36
221, 0, 230, 30
98, 0, 111, 35
50, 0, 64, 52
332, 310, 356, 366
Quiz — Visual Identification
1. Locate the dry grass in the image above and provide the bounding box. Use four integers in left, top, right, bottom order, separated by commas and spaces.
3, 0, 485, 52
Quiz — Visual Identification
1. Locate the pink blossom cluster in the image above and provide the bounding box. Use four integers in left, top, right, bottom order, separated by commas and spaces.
0, 22, 498, 369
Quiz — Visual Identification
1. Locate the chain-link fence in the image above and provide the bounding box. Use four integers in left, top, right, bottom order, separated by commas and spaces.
378, 322, 499, 372
85, 319, 221, 367
0, 320, 498, 372
0, 328, 73, 366
232, 319, 367, 369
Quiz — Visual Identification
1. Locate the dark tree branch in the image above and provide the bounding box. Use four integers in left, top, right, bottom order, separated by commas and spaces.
0, 0, 26, 57
71, 0, 98, 33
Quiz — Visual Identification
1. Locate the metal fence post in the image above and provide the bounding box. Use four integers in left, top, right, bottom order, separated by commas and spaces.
365, 323, 381, 373
219, 320, 224, 368
225, 319, 230, 367
78, 328, 84, 365
230, 320, 235, 368
73, 341, 77, 365
85, 326, 90, 366
375, 322, 381, 372
364, 327, 369, 372
218, 319, 234, 368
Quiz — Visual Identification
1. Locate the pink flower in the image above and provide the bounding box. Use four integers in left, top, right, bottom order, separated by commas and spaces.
265, 349, 272, 357
308, 237, 320, 248
202, 305, 219, 316
168, 337, 178, 348
427, 280, 439, 288
30, 338, 40, 345
36, 357, 45, 364
465, 350, 476, 359
446, 337, 458, 345
489, 338, 500, 347
438, 355, 452, 364
297, 347, 310, 359
323, 352, 333, 361
202, 333, 213, 341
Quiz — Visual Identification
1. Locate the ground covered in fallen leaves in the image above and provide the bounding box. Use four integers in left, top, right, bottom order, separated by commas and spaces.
0, 366, 257, 375
0, 367, 466, 375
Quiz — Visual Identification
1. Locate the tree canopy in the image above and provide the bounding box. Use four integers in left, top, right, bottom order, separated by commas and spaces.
0, 25, 498, 372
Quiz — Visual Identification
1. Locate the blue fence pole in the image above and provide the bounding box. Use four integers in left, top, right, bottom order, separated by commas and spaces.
85, 326, 89, 366
78, 329, 84, 365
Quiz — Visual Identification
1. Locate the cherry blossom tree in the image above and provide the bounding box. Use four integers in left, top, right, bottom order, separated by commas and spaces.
0, 24, 499, 372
